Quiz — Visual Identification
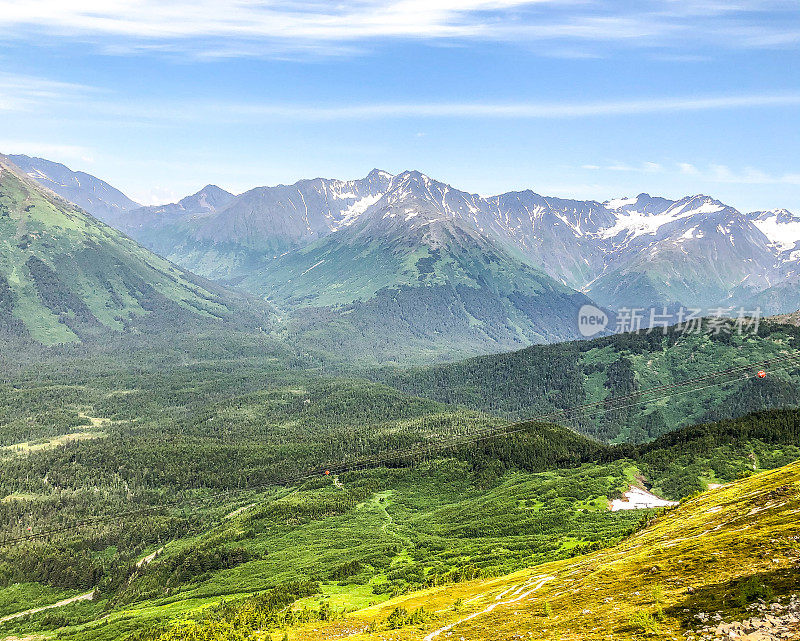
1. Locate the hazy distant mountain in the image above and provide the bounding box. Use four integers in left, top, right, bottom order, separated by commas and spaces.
20, 158, 800, 319
117, 170, 798, 315
0, 155, 256, 345
233, 171, 593, 357
120, 184, 235, 233
9, 154, 139, 222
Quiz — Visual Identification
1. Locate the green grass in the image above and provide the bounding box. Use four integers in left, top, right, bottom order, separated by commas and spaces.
0, 460, 644, 640
301, 459, 800, 641
0, 583, 80, 618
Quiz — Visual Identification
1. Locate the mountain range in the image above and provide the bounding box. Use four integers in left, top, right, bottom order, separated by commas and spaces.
10, 154, 800, 358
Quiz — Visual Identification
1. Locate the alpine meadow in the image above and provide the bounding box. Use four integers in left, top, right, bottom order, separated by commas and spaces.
1, 3, 800, 641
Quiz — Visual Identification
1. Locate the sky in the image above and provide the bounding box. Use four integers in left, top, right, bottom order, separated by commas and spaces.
0, 1, 799, 212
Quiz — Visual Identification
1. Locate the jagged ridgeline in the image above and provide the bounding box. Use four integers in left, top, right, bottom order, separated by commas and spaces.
0, 156, 267, 345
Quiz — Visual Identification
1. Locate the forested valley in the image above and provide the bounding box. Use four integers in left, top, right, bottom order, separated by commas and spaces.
0, 317, 799, 640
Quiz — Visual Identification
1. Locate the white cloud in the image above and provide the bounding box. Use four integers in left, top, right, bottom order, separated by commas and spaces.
0, 0, 796, 58
4, 68, 799, 127
705, 163, 800, 186
585, 161, 669, 174
577, 159, 800, 188
150, 93, 800, 121
0, 72, 94, 112
0, 1, 559, 43
134, 185, 182, 206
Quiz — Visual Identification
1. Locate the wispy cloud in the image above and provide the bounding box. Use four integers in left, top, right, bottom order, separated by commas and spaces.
0, 72, 94, 112
0, 1, 797, 58
705, 163, 800, 186
0, 140, 96, 163
586, 161, 665, 173
101, 93, 800, 122
584, 159, 800, 188
5, 77, 799, 122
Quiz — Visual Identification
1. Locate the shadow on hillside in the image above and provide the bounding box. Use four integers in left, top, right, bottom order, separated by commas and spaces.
666, 564, 800, 628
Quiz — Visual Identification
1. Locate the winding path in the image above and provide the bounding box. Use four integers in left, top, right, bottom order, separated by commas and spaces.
0, 591, 94, 624
423, 575, 554, 641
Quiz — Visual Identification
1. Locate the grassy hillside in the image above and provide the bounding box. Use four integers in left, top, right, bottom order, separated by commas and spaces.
0, 156, 262, 345
381, 320, 800, 442
296, 458, 800, 641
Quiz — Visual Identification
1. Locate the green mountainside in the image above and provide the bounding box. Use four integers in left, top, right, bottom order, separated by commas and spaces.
218, 174, 594, 363
0, 156, 262, 345
0, 157, 589, 362
305, 456, 800, 641
380, 320, 800, 442
1, 384, 796, 641
262, 217, 592, 364
0, 155, 799, 641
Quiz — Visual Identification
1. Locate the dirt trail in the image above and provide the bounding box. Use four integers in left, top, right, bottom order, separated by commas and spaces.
136, 547, 163, 568
423, 575, 554, 641
225, 503, 256, 519
375, 491, 412, 549
0, 591, 94, 623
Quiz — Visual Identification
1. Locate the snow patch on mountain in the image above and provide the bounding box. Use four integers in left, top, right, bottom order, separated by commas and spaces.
598, 198, 725, 240
332, 193, 384, 230
673, 200, 724, 216
605, 196, 638, 210
678, 226, 703, 242
752, 214, 800, 252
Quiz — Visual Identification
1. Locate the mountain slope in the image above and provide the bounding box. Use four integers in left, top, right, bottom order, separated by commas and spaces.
586, 195, 782, 309
0, 155, 253, 345
18, 405, 796, 641
381, 318, 800, 442
244, 172, 596, 361
127, 170, 800, 315
130, 169, 394, 281
303, 457, 800, 641
120, 184, 235, 235
8, 154, 139, 222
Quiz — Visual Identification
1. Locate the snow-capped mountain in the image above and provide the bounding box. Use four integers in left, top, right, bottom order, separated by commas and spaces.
749, 208, 800, 257
193, 169, 394, 252
18, 159, 800, 316
232, 169, 593, 355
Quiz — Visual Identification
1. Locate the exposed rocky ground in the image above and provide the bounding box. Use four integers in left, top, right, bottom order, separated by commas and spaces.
689, 595, 800, 640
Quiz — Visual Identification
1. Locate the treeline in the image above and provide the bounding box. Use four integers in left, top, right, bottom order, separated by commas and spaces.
634, 407, 800, 498
126, 581, 320, 641
378, 321, 800, 443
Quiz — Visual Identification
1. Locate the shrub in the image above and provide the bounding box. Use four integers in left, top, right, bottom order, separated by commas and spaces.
629, 610, 660, 635
385, 606, 431, 629
737, 576, 774, 607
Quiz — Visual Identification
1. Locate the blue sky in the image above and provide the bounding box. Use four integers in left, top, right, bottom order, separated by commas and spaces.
0, 1, 799, 211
